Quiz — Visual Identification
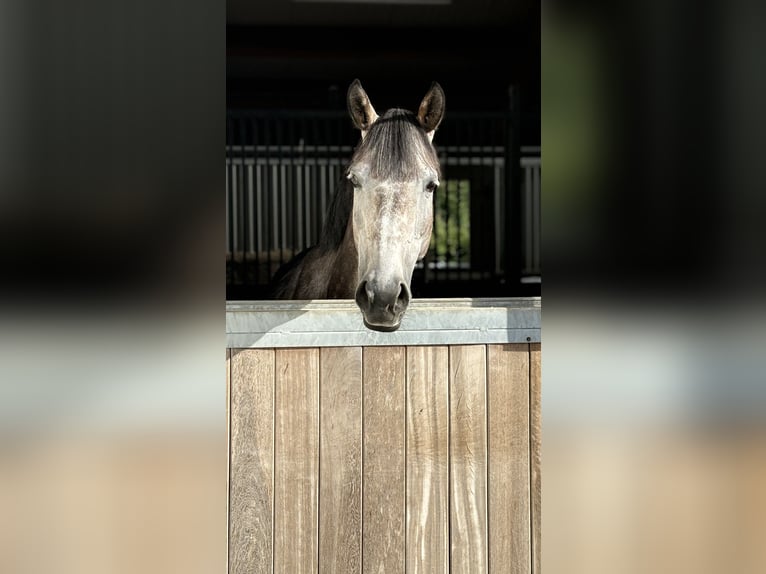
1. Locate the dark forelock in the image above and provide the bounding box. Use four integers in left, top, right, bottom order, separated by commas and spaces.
351, 109, 440, 180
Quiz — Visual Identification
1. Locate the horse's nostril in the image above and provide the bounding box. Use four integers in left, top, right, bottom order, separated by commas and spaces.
357, 278, 410, 318
397, 282, 411, 307
386, 283, 409, 315
355, 280, 373, 310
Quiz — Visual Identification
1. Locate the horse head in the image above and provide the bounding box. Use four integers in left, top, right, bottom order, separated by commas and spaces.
346, 79, 445, 332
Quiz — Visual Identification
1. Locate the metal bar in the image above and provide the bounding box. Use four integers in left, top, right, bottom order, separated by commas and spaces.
457, 120, 465, 280
289, 118, 298, 255
238, 117, 248, 281
280, 163, 287, 260
231, 152, 239, 256
226, 297, 541, 348
504, 85, 523, 288
226, 155, 507, 168
263, 118, 274, 272
474, 117, 487, 277
300, 117, 310, 248
525, 165, 533, 273
312, 119, 321, 243
254, 117, 264, 261
296, 158, 304, 251
304, 164, 311, 247
256, 164, 263, 254
320, 163, 327, 231
272, 163, 280, 262
224, 144, 511, 155
494, 166, 502, 275
276, 120, 286, 266
247, 163, 254, 256
225, 156, 231, 258
536, 169, 542, 275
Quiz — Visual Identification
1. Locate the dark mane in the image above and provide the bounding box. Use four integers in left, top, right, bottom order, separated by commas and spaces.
317, 178, 353, 252
269, 177, 352, 296
352, 108, 440, 180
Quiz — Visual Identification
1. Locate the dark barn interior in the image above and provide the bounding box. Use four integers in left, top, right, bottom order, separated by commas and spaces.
226, 0, 540, 300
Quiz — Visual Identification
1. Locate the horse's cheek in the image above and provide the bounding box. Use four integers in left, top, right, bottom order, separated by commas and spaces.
351, 197, 374, 267
417, 219, 433, 260
351, 198, 368, 242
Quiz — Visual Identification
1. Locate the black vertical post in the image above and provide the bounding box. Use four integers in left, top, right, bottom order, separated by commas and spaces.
254, 118, 261, 293
238, 115, 248, 293
505, 85, 523, 291
226, 115, 232, 296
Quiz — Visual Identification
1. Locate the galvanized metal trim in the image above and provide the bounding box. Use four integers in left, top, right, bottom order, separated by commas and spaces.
226, 297, 541, 348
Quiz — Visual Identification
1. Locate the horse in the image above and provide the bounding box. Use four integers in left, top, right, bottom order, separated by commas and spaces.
271, 79, 445, 332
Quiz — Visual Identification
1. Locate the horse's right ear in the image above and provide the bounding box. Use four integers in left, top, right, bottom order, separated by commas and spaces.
417, 82, 445, 142
347, 79, 379, 139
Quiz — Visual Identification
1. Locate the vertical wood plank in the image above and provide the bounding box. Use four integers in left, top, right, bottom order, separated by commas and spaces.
529, 343, 542, 574
226, 349, 230, 574
449, 345, 488, 573
229, 349, 275, 574
487, 344, 531, 574
362, 346, 406, 574
274, 348, 320, 574
406, 346, 450, 574
319, 347, 362, 574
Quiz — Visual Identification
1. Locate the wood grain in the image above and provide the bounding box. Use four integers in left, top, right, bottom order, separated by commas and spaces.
530, 343, 542, 574
226, 349, 230, 574
229, 349, 275, 574
319, 347, 362, 574
274, 348, 320, 574
449, 345, 488, 573
406, 346, 450, 574
487, 344, 531, 574
227, 342, 538, 574
362, 346, 406, 574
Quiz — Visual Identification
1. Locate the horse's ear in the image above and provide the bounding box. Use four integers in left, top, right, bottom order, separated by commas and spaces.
417, 82, 445, 141
347, 79, 379, 139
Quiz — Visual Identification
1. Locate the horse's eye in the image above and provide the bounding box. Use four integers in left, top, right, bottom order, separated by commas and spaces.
426, 181, 438, 193
348, 173, 360, 188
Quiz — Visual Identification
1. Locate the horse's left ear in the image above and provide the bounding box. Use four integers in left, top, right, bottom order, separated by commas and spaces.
417, 82, 445, 141
347, 79, 379, 139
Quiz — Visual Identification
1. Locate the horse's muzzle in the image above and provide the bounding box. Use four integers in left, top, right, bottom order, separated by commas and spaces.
354, 279, 411, 332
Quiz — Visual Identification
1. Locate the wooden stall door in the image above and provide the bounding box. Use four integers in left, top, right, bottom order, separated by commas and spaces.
227, 344, 540, 574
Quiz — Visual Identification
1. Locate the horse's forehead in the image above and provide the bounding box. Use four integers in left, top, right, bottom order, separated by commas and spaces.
352, 116, 440, 179
361, 180, 433, 225
366, 185, 430, 236
360, 133, 432, 160
350, 156, 439, 184
358, 170, 437, 186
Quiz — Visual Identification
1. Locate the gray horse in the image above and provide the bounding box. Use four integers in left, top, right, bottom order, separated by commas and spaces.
272, 79, 445, 332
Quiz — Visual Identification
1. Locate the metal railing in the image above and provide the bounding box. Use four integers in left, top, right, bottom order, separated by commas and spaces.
521, 147, 541, 278
226, 110, 540, 297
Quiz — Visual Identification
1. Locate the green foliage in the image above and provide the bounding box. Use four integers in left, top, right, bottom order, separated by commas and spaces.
431, 180, 470, 263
